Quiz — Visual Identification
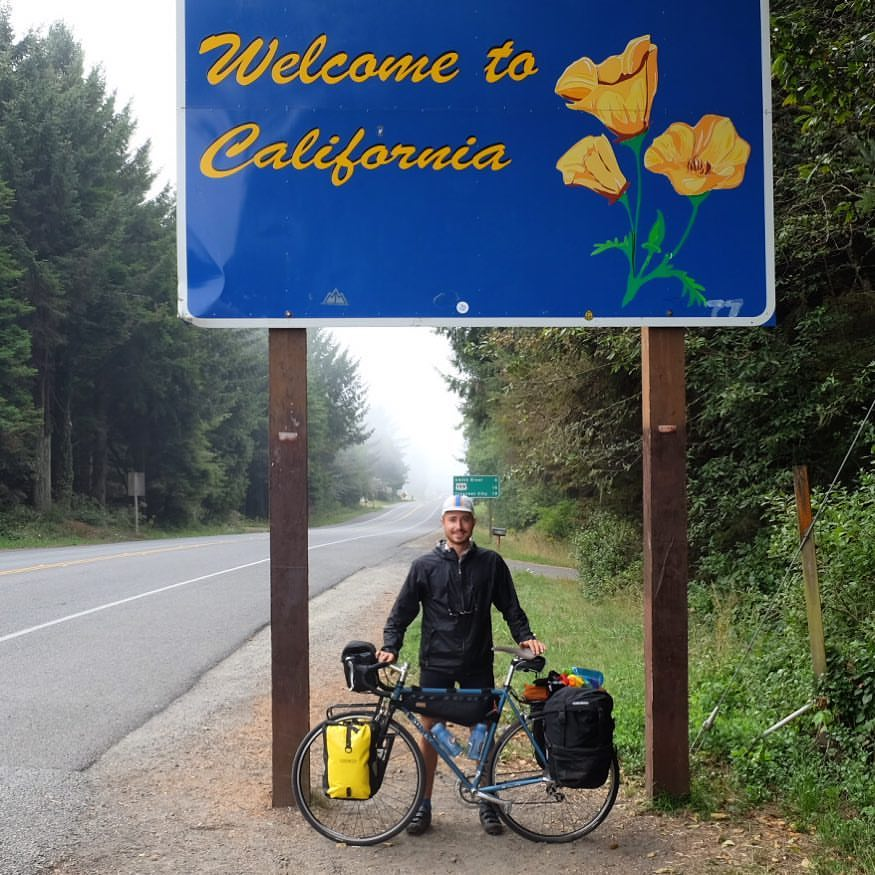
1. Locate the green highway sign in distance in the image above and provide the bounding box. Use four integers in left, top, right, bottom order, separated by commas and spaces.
452, 476, 501, 498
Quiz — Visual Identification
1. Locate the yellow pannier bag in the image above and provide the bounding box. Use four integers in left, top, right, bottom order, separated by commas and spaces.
323, 719, 374, 800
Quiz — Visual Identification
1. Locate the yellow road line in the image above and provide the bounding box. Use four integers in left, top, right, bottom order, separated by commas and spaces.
0, 540, 239, 577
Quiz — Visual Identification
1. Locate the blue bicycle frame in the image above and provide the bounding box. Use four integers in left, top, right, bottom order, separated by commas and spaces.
385, 663, 549, 804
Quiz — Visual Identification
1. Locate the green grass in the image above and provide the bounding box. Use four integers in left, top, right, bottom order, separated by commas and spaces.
0, 500, 396, 550
489, 528, 576, 568
0, 508, 266, 550
310, 500, 394, 527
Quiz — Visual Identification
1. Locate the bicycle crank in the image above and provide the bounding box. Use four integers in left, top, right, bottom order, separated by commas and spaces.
455, 779, 481, 806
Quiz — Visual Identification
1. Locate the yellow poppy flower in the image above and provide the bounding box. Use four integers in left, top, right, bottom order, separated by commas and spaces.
555, 35, 658, 140
644, 115, 751, 196
556, 134, 629, 203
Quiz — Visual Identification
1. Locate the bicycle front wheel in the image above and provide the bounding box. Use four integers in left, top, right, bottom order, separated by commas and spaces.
488, 717, 619, 843
291, 712, 425, 846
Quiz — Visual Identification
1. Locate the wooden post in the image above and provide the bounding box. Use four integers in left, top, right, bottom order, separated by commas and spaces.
269, 328, 310, 807
641, 327, 689, 799
793, 466, 827, 678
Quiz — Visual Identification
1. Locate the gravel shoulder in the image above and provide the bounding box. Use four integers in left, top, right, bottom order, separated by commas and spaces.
40, 538, 817, 874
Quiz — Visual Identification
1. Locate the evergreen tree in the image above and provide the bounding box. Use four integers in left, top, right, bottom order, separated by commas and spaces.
307, 329, 371, 511
0, 176, 37, 503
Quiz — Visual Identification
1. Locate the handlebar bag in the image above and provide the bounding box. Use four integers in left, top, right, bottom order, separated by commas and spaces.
341, 640, 379, 692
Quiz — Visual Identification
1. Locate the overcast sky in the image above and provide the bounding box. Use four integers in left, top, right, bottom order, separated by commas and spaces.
9, 1, 467, 498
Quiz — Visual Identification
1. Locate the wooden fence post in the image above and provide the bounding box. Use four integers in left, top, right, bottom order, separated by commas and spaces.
793, 465, 828, 678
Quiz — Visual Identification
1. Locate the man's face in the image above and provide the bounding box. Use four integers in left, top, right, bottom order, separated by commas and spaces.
442, 510, 475, 547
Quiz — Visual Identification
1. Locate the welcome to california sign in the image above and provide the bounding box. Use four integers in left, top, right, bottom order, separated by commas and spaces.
177, 1, 774, 327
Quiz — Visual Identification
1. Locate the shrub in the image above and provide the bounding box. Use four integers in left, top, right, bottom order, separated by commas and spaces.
572, 507, 641, 596
532, 498, 580, 542
690, 465, 875, 861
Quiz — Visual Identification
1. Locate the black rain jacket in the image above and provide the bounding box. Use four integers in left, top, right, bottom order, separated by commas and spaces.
382, 541, 535, 675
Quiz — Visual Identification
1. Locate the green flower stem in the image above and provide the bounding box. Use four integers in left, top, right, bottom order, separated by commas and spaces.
637, 241, 658, 279
671, 192, 710, 260
623, 273, 645, 306
619, 190, 634, 227
622, 133, 647, 272
618, 192, 635, 268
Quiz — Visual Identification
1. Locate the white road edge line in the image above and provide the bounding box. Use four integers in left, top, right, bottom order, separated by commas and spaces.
1, 502, 441, 645
0, 559, 268, 645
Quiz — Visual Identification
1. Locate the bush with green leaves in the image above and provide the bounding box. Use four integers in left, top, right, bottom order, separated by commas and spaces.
532, 498, 580, 542
572, 506, 641, 596
690, 466, 875, 863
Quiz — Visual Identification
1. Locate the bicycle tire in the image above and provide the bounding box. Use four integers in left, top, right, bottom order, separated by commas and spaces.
488, 717, 619, 843
291, 712, 425, 846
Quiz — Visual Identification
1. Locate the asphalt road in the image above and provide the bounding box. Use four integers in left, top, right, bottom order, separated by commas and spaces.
0, 500, 442, 770
0, 500, 442, 873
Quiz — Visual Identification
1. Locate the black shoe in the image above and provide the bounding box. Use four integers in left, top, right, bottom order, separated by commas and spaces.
479, 802, 503, 835
407, 803, 432, 836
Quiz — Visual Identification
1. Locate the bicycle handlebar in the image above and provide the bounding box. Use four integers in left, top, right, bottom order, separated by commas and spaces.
349, 644, 545, 696
493, 645, 538, 659
357, 659, 409, 694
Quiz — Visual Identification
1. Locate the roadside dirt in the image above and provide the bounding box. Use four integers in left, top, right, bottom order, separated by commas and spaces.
46, 547, 819, 875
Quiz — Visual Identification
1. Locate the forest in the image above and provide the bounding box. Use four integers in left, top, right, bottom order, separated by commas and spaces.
0, 10, 408, 531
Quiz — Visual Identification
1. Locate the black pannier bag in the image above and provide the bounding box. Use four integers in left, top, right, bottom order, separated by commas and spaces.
341, 641, 379, 692
400, 687, 496, 727
541, 685, 614, 788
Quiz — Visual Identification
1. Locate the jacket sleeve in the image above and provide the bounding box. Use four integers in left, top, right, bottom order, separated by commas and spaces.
381, 563, 423, 654
490, 554, 535, 644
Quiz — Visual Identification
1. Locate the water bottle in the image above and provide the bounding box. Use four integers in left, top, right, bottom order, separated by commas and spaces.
431, 722, 463, 758
467, 722, 488, 760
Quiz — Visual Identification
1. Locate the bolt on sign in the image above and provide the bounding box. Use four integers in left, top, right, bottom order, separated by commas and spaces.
177, 1, 774, 328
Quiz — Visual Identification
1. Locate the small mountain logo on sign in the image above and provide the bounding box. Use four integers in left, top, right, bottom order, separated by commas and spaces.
322, 288, 349, 306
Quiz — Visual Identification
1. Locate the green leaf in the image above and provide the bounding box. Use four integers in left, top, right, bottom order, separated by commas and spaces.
642, 211, 666, 255
651, 261, 708, 307
675, 271, 707, 306
591, 234, 632, 257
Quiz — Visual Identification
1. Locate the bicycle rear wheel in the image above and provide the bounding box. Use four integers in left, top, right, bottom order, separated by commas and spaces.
488, 717, 619, 843
291, 712, 425, 846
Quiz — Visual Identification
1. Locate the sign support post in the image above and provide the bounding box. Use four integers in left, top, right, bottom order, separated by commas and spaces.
127, 471, 145, 535
641, 327, 689, 798
269, 328, 310, 807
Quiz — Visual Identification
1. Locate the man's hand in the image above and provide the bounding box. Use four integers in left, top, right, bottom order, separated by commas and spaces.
519, 638, 546, 656
376, 649, 397, 664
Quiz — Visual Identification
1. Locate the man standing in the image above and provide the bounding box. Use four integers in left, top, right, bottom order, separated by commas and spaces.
376, 494, 546, 836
